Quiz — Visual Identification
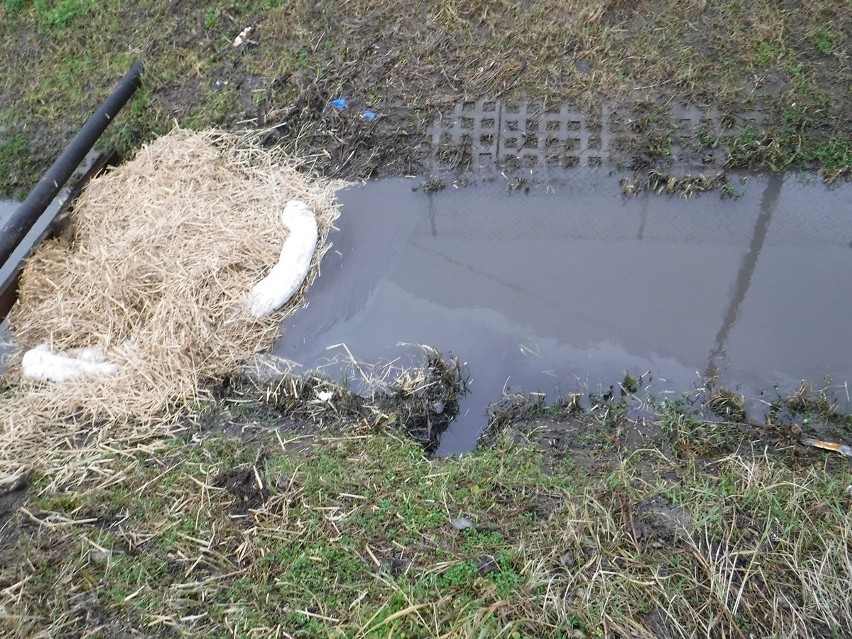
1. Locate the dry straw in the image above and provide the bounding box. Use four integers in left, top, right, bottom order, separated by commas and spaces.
0, 127, 342, 481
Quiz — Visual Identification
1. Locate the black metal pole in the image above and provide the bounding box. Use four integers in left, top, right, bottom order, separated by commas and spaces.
0, 59, 144, 265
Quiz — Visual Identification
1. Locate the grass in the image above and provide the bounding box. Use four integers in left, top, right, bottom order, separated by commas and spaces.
2, 378, 850, 637
660, 400, 749, 456
0, 132, 39, 199
1, 0, 850, 194
1, 408, 850, 638
707, 388, 747, 423
0, 0, 851, 634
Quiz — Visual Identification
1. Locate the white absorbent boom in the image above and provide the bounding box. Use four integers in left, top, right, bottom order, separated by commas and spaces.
22, 200, 318, 383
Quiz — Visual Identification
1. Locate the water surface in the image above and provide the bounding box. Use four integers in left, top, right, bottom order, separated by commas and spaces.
275, 172, 852, 453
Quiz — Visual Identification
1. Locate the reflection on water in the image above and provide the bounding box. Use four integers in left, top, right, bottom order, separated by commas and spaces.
275, 172, 852, 453
705, 175, 782, 379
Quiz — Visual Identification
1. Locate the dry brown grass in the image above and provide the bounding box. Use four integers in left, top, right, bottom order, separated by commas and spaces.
0, 127, 342, 482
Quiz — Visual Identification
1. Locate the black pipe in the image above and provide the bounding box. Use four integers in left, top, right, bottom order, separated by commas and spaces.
0, 59, 144, 266
0, 150, 119, 322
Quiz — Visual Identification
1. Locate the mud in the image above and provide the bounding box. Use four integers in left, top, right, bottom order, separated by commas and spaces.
0, 472, 27, 551
213, 464, 271, 516
229, 349, 466, 454
275, 172, 852, 454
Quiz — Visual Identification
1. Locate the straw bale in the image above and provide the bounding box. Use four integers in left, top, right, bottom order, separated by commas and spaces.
0, 127, 342, 480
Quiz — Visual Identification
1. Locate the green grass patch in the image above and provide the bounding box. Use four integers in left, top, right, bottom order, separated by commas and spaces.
0, 132, 40, 198
1, 417, 850, 637
812, 28, 842, 56
34, 0, 97, 30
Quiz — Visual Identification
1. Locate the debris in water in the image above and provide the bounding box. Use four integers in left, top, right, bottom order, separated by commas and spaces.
621, 170, 729, 198
647, 170, 728, 198
620, 177, 639, 197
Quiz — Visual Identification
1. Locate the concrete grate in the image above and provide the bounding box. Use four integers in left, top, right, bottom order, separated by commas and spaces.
428, 100, 764, 172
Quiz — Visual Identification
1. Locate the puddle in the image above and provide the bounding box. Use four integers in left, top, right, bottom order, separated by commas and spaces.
275, 171, 852, 454
4, 162, 851, 454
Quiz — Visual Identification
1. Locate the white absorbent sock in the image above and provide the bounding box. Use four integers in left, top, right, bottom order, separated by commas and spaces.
248, 200, 319, 317
22, 344, 118, 383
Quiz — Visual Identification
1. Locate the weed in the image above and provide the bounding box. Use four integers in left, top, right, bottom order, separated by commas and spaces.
707, 388, 747, 422
648, 132, 672, 158
813, 28, 839, 56
3, 0, 26, 13
660, 400, 746, 455
558, 393, 583, 414
780, 379, 852, 430
34, 0, 95, 31
753, 41, 780, 68
0, 132, 39, 198
722, 183, 743, 198
203, 6, 219, 29
0, 133, 29, 172
696, 130, 717, 150
726, 126, 788, 172
621, 371, 639, 394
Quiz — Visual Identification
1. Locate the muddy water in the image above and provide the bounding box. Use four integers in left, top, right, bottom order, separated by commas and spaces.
275, 172, 852, 453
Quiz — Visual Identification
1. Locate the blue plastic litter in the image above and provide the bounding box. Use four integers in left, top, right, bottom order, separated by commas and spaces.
361, 110, 377, 121
329, 98, 347, 111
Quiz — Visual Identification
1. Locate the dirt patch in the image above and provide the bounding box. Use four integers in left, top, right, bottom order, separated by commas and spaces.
213, 464, 270, 515
490, 378, 852, 483
634, 496, 692, 545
